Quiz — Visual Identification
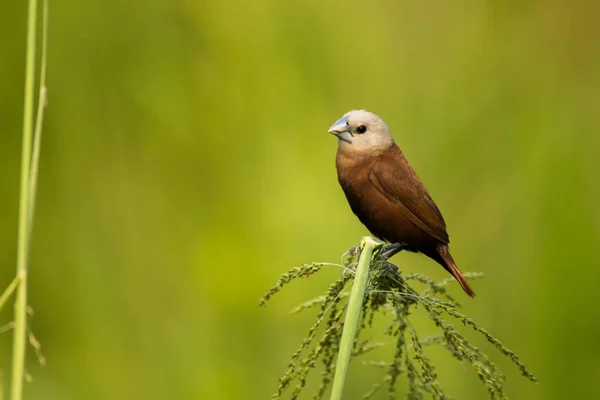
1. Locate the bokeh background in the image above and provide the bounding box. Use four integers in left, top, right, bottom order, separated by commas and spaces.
1, 1, 599, 399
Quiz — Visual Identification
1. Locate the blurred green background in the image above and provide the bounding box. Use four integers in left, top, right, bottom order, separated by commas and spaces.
1, 0, 599, 399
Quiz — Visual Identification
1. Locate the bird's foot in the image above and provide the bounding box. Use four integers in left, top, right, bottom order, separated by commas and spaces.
381, 242, 407, 260
341, 244, 361, 266
341, 262, 358, 278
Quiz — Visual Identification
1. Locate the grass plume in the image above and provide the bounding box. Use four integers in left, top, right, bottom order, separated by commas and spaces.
260, 238, 537, 399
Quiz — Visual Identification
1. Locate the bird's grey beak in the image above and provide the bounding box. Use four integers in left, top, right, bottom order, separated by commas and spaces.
328, 116, 352, 144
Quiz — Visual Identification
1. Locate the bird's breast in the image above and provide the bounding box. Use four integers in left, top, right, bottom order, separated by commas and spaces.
335, 153, 438, 248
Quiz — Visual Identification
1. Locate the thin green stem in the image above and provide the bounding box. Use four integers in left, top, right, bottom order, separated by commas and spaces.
28, 0, 48, 238
0, 275, 23, 315
11, 0, 39, 397
330, 236, 382, 400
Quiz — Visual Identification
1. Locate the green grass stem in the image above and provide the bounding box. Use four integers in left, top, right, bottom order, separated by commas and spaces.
11, 0, 47, 398
0, 275, 24, 315
28, 0, 48, 237
330, 236, 383, 400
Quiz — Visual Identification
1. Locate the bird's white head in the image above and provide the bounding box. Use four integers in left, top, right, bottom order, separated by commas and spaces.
327, 110, 394, 155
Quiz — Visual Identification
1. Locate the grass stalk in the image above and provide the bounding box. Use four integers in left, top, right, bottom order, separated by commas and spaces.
11, 0, 46, 397
330, 236, 383, 400
0, 275, 24, 315
28, 0, 48, 236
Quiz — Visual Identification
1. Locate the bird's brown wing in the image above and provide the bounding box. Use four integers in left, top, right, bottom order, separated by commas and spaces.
369, 148, 450, 244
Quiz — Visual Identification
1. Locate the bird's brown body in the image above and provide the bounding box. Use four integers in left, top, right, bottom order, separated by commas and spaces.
329, 110, 475, 297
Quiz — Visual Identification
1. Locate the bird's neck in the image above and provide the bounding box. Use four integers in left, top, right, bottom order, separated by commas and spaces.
336, 142, 399, 168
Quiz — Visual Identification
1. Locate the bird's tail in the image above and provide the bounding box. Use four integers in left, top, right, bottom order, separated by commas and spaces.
436, 244, 476, 297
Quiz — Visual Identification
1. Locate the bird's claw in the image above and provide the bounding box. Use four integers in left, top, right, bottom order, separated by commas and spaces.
341, 262, 358, 278
341, 244, 361, 266
381, 242, 407, 260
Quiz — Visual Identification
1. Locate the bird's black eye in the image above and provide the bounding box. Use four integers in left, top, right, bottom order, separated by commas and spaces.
356, 125, 367, 134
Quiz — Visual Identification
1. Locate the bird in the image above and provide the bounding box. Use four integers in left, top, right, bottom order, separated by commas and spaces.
327, 110, 475, 297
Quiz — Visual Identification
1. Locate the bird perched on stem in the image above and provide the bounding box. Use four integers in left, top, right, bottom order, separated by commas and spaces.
328, 110, 475, 297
